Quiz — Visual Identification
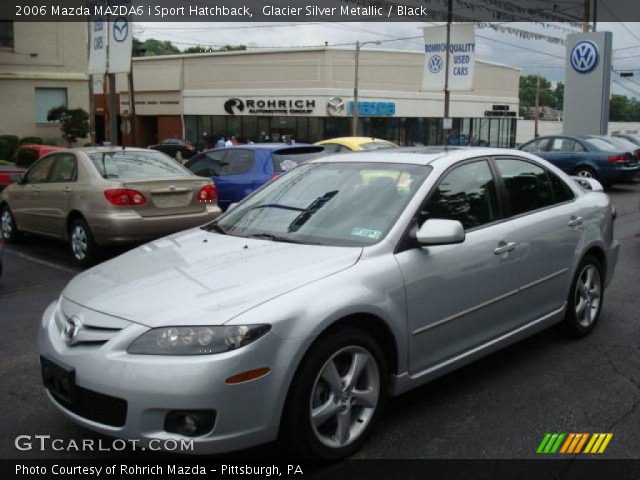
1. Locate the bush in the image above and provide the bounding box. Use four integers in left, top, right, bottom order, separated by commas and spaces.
0, 135, 19, 159
0, 138, 11, 161
15, 147, 38, 168
19, 136, 44, 146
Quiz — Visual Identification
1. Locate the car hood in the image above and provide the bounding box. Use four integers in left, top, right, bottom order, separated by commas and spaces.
62, 229, 362, 327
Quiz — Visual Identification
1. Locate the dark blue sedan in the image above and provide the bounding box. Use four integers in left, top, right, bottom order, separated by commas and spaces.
184, 144, 326, 210
519, 135, 640, 187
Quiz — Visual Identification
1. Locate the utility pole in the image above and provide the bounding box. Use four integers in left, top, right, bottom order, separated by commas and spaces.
86, 22, 96, 145
442, 0, 453, 144
352, 40, 380, 136
534, 74, 541, 138
583, 0, 591, 32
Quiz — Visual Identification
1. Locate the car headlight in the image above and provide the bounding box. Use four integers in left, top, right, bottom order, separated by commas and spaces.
127, 325, 271, 355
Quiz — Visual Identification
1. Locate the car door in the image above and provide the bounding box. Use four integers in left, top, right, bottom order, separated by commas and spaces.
212, 149, 258, 210
33, 153, 77, 238
395, 159, 522, 374
10, 155, 56, 232
493, 157, 584, 323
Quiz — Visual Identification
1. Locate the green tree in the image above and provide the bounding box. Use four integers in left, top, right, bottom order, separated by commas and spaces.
551, 82, 564, 110
132, 38, 181, 57
47, 107, 89, 146
182, 44, 247, 54
519, 74, 554, 110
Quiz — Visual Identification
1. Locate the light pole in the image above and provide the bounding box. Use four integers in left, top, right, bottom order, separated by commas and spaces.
352, 40, 380, 136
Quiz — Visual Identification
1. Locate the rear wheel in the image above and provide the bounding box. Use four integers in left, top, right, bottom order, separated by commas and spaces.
562, 255, 604, 337
1, 204, 22, 243
282, 328, 387, 459
69, 217, 100, 267
573, 166, 598, 181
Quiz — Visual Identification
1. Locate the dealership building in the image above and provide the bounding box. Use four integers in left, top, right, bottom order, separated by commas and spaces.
110, 47, 520, 148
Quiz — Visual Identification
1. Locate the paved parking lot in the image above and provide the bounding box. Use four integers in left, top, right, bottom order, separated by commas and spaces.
1, 183, 639, 459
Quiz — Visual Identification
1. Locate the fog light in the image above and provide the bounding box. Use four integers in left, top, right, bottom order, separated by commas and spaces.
164, 410, 216, 437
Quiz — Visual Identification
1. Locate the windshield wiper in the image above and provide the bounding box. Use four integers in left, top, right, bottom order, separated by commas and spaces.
248, 203, 305, 212
288, 190, 338, 232
202, 223, 227, 235
248, 232, 303, 244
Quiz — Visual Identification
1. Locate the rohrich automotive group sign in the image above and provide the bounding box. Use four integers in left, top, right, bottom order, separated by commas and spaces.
422, 24, 476, 91
223, 98, 316, 115
563, 32, 612, 135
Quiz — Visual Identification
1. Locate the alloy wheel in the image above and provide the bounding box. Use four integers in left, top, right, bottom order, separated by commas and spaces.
576, 169, 594, 178
309, 346, 380, 449
1, 209, 12, 239
575, 265, 601, 328
71, 225, 88, 261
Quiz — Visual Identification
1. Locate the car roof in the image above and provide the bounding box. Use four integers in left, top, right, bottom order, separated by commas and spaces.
310, 147, 519, 166
203, 143, 314, 152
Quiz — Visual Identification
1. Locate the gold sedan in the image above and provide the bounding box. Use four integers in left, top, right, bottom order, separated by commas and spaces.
0, 148, 221, 266
315, 136, 398, 153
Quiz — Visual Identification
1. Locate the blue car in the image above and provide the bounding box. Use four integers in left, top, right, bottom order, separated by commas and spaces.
185, 144, 326, 210
520, 135, 640, 187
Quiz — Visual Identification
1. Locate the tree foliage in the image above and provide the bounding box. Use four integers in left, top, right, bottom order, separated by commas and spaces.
132, 38, 247, 56
47, 107, 89, 146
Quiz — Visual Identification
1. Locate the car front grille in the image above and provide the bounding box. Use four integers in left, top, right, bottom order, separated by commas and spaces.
55, 298, 131, 347
50, 385, 128, 427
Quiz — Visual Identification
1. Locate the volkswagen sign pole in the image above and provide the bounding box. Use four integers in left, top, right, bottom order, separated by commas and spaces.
442, 0, 453, 142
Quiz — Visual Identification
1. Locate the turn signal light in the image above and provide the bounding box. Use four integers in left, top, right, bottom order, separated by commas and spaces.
198, 184, 217, 202
607, 154, 629, 164
104, 189, 146, 206
225, 367, 270, 384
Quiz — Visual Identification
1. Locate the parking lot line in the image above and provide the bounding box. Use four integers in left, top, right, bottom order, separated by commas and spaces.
5, 248, 80, 275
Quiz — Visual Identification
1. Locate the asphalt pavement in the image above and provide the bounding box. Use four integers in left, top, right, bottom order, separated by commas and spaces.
1, 183, 639, 460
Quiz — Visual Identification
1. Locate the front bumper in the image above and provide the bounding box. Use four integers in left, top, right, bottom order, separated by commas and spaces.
38, 301, 302, 454
605, 239, 620, 288
87, 205, 221, 246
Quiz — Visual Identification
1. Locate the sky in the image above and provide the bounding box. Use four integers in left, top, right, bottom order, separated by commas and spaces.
137, 21, 640, 98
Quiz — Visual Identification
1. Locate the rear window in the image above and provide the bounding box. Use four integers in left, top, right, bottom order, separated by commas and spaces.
89, 151, 189, 179
272, 146, 326, 173
360, 141, 396, 151
584, 138, 621, 152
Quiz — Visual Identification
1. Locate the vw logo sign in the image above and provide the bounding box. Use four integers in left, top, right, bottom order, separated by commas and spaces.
571, 40, 599, 74
428, 55, 443, 74
112, 17, 129, 43
224, 98, 245, 115
327, 96, 345, 116
62, 315, 83, 345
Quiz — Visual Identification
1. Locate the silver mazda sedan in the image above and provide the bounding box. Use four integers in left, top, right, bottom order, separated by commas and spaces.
39, 148, 619, 458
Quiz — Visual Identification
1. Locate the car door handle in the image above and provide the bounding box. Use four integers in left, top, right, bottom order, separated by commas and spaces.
568, 216, 584, 227
494, 242, 518, 255
63, 186, 72, 193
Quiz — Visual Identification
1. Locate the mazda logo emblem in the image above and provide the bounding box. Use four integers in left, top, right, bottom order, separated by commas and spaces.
327, 97, 345, 117
224, 98, 245, 115
428, 55, 443, 74
62, 315, 82, 345
112, 17, 129, 43
570, 40, 599, 74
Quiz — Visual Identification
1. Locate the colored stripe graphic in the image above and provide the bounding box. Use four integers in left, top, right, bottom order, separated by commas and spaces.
538, 433, 613, 454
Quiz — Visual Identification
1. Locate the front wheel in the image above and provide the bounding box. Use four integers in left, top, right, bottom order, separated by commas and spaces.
1, 204, 22, 243
562, 255, 604, 337
282, 328, 387, 459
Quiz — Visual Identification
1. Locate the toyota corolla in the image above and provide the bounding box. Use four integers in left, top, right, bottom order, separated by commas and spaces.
39, 148, 619, 458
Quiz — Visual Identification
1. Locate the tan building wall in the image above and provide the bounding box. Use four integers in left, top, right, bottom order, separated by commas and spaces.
0, 22, 89, 145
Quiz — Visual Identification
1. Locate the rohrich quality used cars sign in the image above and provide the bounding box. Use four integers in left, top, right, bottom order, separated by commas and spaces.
422, 24, 476, 91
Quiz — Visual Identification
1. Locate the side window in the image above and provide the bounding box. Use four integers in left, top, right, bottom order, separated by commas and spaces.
186, 151, 227, 177
25, 156, 55, 184
548, 171, 575, 203
495, 159, 554, 216
573, 141, 586, 152
48, 154, 77, 183
521, 138, 548, 153
549, 138, 577, 152
423, 160, 501, 230
220, 150, 255, 176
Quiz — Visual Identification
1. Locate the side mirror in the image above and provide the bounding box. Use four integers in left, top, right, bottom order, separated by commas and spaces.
416, 219, 465, 246
571, 176, 603, 192
10, 174, 24, 184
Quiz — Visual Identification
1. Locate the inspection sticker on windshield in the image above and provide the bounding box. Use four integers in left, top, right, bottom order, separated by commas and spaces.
351, 228, 382, 240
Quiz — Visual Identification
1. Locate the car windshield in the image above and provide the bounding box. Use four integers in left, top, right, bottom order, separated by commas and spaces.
360, 141, 396, 151
272, 147, 327, 173
89, 151, 189, 179
210, 162, 430, 247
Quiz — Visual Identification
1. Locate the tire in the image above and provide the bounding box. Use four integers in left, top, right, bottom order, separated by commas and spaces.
175, 150, 183, 163
282, 327, 387, 459
562, 255, 604, 338
1, 204, 22, 243
573, 166, 599, 182
68, 217, 100, 267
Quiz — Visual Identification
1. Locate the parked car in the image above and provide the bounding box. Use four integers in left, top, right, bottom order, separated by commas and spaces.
38, 148, 618, 458
0, 148, 221, 266
185, 144, 326, 210
582, 135, 640, 161
612, 132, 640, 147
148, 138, 197, 163
13, 144, 64, 168
0, 163, 26, 193
315, 136, 397, 153
519, 135, 640, 187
